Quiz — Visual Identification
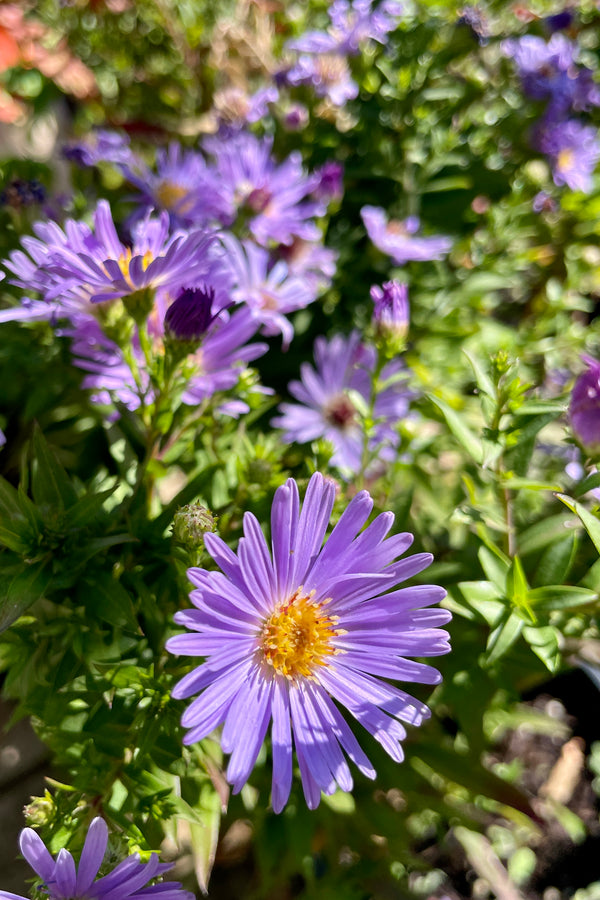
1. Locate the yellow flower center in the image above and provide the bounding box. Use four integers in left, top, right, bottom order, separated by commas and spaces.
259, 588, 341, 680
557, 149, 574, 171
115, 249, 154, 288
155, 180, 194, 214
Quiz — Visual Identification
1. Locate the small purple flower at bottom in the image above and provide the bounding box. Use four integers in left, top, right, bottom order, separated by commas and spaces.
0, 817, 193, 900
536, 119, 600, 192
167, 472, 450, 812
361, 205, 451, 265
570, 354, 600, 456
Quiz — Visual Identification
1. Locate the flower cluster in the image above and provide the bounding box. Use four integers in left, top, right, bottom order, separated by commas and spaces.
504, 32, 600, 192
1, 131, 341, 418
283, 0, 403, 106
167, 472, 450, 812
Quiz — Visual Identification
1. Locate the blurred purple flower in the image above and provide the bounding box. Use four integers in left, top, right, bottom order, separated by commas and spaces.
287, 0, 402, 56
286, 53, 359, 106
203, 132, 324, 246
503, 34, 600, 114
63, 129, 135, 168
124, 143, 220, 229
570, 354, 600, 456
218, 234, 317, 348
536, 118, 600, 192
0, 816, 193, 900
361, 206, 451, 265
166, 471, 450, 811
312, 161, 344, 203
213, 85, 279, 131
272, 330, 412, 475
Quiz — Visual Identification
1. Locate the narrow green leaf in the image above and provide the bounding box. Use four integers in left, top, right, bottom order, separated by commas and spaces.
478, 547, 509, 591
79, 572, 138, 630
574, 472, 600, 498
0, 559, 52, 632
555, 493, 600, 555
428, 394, 483, 463
189, 785, 222, 895
523, 625, 561, 673
463, 352, 496, 399
31, 427, 78, 510
527, 585, 598, 611
485, 610, 524, 666
519, 514, 580, 556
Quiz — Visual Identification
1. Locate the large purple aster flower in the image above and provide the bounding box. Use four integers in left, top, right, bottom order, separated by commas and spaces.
202, 132, 324, 246
167, 472, 450, 812
272, 330, 412, 475
3, 201, 218, 315
536, 118, 600, 193
0, 817, 193, 900
361, 206, 451, 265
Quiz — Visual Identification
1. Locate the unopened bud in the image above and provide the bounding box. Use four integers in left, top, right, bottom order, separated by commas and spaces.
173, 503, 217, 549
164, 287, 219, 345
370, 280, 409, 354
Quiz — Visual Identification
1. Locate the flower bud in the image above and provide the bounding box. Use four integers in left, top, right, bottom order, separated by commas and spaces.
172, 503, 217, 550
570, 355, 600, 457
164, 286, 218, 344
370, 280, 409, 354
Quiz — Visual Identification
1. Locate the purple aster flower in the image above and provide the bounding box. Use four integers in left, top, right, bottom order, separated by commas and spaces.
570, 354, 600, 456
536, 118, 600, 192
272, 331, 412, 475
203, 132, 324, 246
371, 280, 409, 347
285, 54, 359, 107
503, 34, 600, 114
532, 190, 557, 213
287, 0, 402, 56
361, 206, 452, 266
166, 471, 450, 812
124, 144, 219, 228
278, 238, 338, 294
0, 816, 193, 900
218, 234, 317, 348
63, 129, 135, 168
6, 200, 218, 310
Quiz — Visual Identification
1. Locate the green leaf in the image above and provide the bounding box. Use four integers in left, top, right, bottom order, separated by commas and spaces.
0, 479, 38, 553
522, 625, 561, 673
573, 472, 600, 498
478, 546, 509, 591
0, 559, 52, 632
65, 489, 116, 529
463, 352, 495, 399
555, 493, 600, 555
428, 394, 483, 463
506, 556, 534, 621
189, 784, 222, 895
527, 585, 598, 611
79, 572, 138, 630
31, 427, 78, 510
519, 514, 580, 556
485, 610, 524, 666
